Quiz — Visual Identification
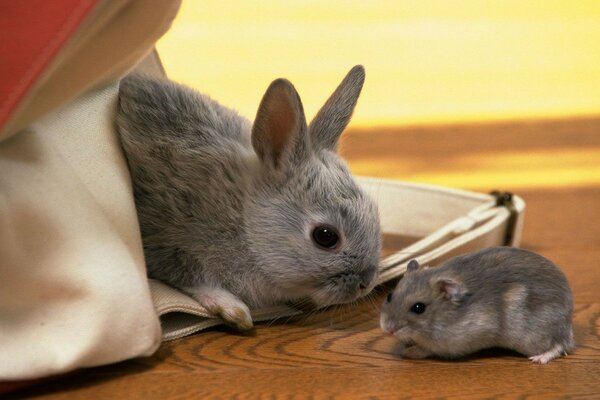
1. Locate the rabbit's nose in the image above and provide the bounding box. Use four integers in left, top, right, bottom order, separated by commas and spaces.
359, 268, 377, 291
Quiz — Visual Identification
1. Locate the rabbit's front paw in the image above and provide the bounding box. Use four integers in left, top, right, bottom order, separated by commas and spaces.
190, 285, 254, 331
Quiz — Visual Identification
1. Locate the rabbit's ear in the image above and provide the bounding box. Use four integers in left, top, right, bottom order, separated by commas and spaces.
308, 65, 365, 151
252, 78, 309, 168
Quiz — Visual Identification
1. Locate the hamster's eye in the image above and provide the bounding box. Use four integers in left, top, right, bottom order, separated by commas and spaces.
312, 225, 340, 249
386, 292, 393, 302
410, 302, 426, 314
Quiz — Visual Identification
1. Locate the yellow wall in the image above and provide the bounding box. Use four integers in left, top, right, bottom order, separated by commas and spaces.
157, 1, 600, 127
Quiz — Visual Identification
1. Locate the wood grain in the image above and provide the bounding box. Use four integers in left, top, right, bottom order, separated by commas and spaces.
7, 117, 600, 399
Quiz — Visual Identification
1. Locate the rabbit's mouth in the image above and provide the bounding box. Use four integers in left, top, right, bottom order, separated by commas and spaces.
331, 270, 377, 295
308, 281, 374, 308
282, 270, 376, 310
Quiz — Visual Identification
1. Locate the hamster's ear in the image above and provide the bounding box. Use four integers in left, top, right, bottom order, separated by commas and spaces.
308, 65, 365, 151
252, 78, 309, 169
407, 259, 420, 272
431, 277, 468, 303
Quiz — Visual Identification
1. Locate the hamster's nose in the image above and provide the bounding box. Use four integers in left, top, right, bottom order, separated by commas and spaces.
380, 316, 399, 335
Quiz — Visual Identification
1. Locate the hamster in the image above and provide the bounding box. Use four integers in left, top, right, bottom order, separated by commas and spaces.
380, 247, 574, 364
116, 66, 381, 330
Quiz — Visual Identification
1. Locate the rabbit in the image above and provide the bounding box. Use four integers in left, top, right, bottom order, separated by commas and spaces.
380, 247, 575, 364
116, 66, 382, 330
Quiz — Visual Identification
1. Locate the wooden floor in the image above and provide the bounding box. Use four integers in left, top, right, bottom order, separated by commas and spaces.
7, 117, 600, 399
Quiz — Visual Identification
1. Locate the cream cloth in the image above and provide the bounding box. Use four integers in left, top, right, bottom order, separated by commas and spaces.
0, 83, 161, 381
0, 0, 179, 380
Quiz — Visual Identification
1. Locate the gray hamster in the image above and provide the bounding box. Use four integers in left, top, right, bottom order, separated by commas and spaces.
380, 247, 574, 364
116, 66, 381, 330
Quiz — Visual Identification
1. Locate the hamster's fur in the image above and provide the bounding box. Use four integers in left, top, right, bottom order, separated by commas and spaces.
117, 66, 381, 329
380, 247, 574, 363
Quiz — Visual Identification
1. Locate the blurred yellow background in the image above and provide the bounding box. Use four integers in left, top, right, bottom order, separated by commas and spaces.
157, 0, 600, 127
156, 1, 600, 190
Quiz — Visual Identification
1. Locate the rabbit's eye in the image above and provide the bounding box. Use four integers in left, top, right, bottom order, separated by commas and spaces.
410, 302, 426, 314
312, 225, 340, 249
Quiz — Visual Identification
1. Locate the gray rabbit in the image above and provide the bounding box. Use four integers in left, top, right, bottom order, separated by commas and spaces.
380, 247, 575, 363
116, 66, 381, 330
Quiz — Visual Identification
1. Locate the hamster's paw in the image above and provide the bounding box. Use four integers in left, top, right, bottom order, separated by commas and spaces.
529, 344, 567, 364
189, 285, 254, 331
397, 343, 431, 359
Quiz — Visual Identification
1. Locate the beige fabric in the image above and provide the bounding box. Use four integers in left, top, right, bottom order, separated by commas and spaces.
153, 178, 525, 341
1, 0, 181, 140
0, 0, 181, 380
0, 82, 161, 380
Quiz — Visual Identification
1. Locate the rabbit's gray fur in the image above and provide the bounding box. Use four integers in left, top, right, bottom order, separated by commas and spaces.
116, 66, 381, 329
380, 247, 574, 363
